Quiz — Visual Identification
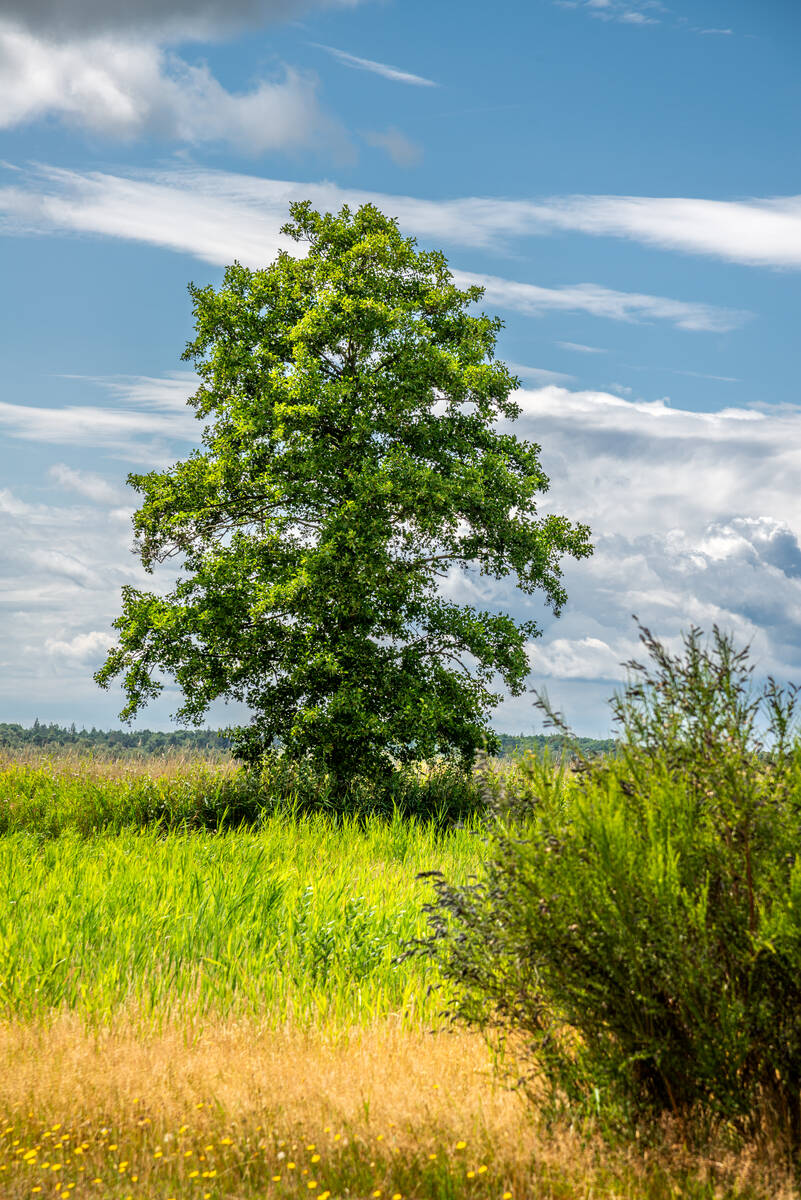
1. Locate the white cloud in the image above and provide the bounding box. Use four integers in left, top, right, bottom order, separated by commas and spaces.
313, 43, 437, 87
454, 269, 748, 332
0, 373, 201, 459
4, 163, 796, 276
49, 464, 124, 504
0, 165, 748, 332
481, 385, 801, 729
557, 341, 608, 354
362, 127, 423, 167
45, 630, 116, 662
530, 635, 623, 681
0, 25, 343, 154
507, 363, 577, 385
525, 193, 801, 268
557, 0, 662, 25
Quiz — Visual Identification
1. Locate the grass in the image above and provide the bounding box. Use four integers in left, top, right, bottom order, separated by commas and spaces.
1, 751, 799, 1199
0, 813, 485, 1025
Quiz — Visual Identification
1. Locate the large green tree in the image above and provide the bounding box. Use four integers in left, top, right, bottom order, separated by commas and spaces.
96, 202, 592, 783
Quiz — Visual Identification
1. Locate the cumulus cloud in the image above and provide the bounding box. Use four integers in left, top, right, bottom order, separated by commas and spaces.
314, 43, 437, 87
0, 26, 342, 154
0, 0, 364, 39
481, 385, 801, 731
45, 630, 116, 661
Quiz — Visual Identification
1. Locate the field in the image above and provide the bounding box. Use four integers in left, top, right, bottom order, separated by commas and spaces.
1, 751, 798, 1200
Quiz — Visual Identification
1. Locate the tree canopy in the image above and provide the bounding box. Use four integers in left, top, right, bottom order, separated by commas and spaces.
96, 201, 592, 783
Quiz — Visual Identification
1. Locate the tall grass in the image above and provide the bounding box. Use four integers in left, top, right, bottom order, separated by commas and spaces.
0, 752, 481, 836
0, 811, 485, 1025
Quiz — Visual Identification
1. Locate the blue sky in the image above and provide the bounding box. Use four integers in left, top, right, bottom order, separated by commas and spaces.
1, 0, 800, 736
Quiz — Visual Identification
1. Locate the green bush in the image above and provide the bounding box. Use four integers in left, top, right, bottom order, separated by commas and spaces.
418, 624, 801, 1145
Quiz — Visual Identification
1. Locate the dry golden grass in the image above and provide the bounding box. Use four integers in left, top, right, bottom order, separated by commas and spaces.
0, 746, 233, 779
1, 1015, 798, 1200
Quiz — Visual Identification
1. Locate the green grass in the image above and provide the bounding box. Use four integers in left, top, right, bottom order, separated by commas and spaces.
0, 811, 484, 1025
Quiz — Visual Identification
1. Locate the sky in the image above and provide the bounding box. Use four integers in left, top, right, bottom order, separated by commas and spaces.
1, 0, 800, 737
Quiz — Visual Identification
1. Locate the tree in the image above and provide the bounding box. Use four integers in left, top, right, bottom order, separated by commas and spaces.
96, 201, 592, 786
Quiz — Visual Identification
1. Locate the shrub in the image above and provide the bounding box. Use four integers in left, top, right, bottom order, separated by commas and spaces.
416, 624, 801, 1145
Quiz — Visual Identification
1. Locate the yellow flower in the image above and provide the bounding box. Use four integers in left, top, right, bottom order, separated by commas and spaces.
307, 1182, 318, 1190
108, 1144, 118, 1151
311, 1154, 321, 1163
320, 1193, 331, 1200
467, 1170, 475, 1178
154, 1150, 163, 1158
272, 1175, 281, 1182
288, 1161, 296, 1170
219, 1138, 233, 1146
189, 1169, 200, 1178
478, 1165, 488, 1174
503, 1193, 513, 1199
428, 1153, 437, 1160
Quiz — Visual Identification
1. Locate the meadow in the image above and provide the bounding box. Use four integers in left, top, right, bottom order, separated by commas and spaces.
1, 750, 798, 1200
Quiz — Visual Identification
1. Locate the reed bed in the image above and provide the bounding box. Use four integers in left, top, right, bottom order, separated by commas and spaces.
0, 813, 485, 1025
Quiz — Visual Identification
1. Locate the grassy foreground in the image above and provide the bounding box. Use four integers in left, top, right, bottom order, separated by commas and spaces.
1, 754, 798, 1200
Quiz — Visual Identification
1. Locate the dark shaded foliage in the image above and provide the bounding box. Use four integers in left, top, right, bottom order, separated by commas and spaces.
413, 623, 801, 1148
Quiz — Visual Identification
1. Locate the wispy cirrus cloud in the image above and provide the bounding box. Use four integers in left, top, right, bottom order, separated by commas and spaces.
0, 164, 750, 332
454, 269, 748, 332
0, 373, 201, 461
312, 43, 437, 87
557, 341, 608, 354
525, 193, 801, 268
3, 162, 797, 270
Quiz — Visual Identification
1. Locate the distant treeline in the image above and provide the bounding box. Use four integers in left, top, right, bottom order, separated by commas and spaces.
0, 722, 615, 760
495, 733, 617, 759
0, 721, 231, 754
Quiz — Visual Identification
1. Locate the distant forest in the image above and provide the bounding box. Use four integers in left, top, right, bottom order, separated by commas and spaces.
0, 721, 615, 759
0, 721, 231, 754
494, 733, 617, 758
